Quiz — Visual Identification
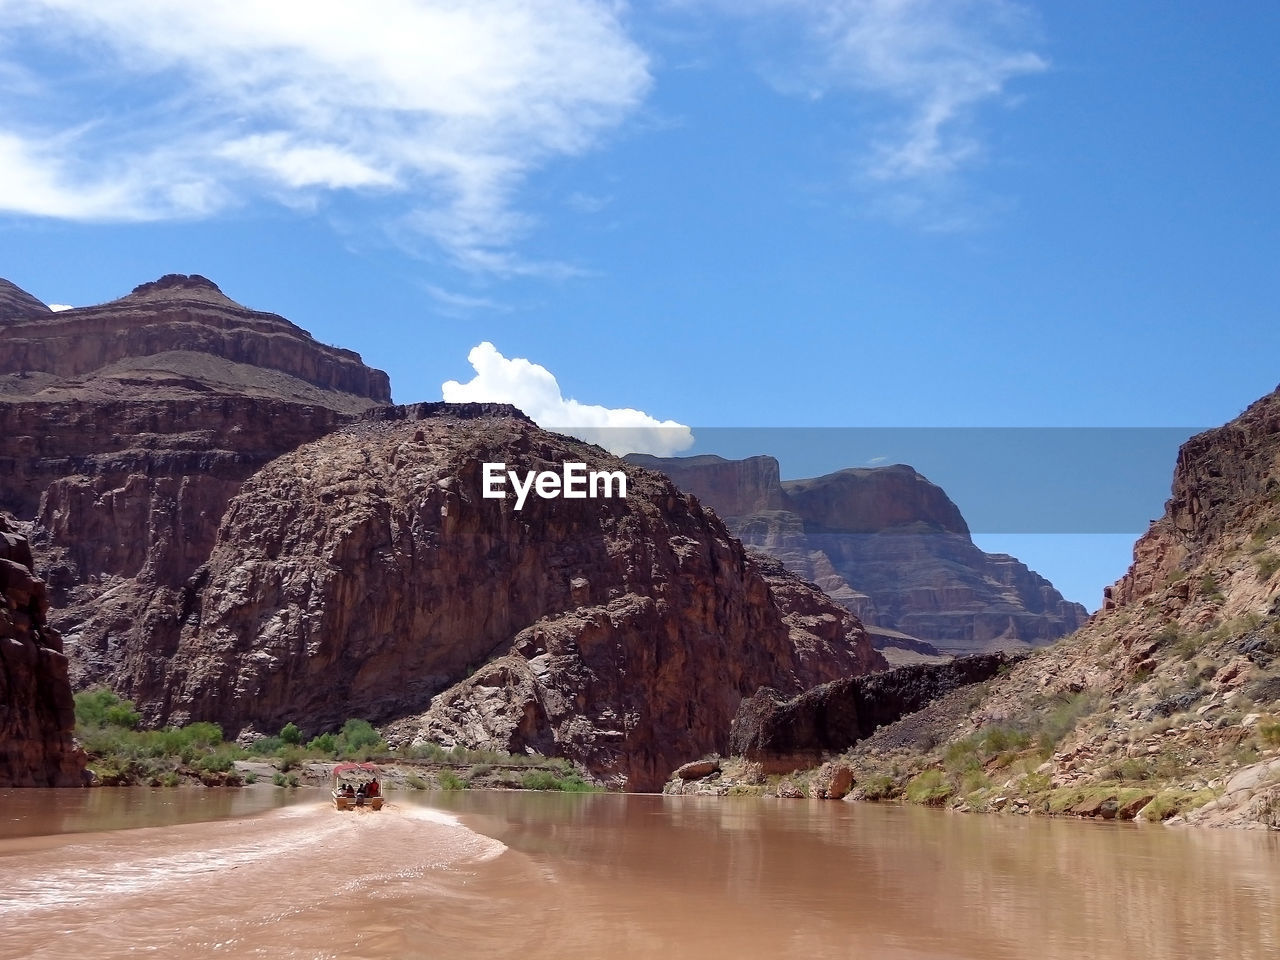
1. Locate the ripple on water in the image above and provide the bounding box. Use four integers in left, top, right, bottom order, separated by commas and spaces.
0, 799, 512, 960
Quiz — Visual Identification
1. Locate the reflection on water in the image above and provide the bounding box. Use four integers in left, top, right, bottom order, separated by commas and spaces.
1, 788, 1278, 960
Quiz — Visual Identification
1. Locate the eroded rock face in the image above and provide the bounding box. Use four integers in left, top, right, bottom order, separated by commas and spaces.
729, 653, 1018, 773
629, 454, 1087, 655
0, 513, 84, 786
0, 274, 390, 408
151, 410, 880, 790
1108, 384, 1280, 609
0, 277, 392, 693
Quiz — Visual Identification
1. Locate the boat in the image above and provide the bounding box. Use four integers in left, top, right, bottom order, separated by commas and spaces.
331, 761, 384, 810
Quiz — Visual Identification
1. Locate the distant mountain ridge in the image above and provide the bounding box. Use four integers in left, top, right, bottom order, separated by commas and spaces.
627, 453, 1088, 656
0, 273, 390, 411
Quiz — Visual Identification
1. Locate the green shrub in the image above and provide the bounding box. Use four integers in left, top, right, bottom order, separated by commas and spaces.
519, 769, 598, 792
1036, 690, 1100, 752
405, 774, 427, 790
197, 751, 235, 774
859, 774, 897, 801
1256, 552, 1280, 583
75, 688, 141, 730
905, 769, 953, 805
337, 719, 385, 758
160, 770, 180, 787
280, 722, 302, 745
248, 735, 285, 756
272, 772, 287, 787
438, 770, 466, 791
521, 770, 560, 790
1258, 720, 1280, 747
307, 732, 338, 755
244, 772, 258, 784
278, 745, 304, 772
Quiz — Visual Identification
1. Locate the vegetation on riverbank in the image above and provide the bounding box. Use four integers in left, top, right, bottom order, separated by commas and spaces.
73, 689, 601, 792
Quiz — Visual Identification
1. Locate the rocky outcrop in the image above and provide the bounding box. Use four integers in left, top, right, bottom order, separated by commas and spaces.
1107, 384, 1280, 610
0, 276, 393, 693
628, 454, 1087, 655
0, 279, 52, 321
729, 653, 1018, 773
143, 409, 880, 790
0, 513, 84, 786
834, 384, 1280, 829
0, 274, 390, 408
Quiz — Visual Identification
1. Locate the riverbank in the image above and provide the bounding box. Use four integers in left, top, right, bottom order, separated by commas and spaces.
666, 616, 1280, 830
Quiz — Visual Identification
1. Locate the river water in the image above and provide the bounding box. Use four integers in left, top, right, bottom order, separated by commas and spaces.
1, 787, 1277, 960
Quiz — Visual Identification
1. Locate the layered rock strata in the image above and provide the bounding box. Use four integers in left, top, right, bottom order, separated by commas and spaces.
629, 454, 1087, 655
0, 277, 391, 695
0, 513, 84, 786
154, 409, 880, 790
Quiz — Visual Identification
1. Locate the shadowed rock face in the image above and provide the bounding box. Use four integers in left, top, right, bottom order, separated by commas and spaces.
628, 453, 1087, 655
154, 410, 881, 790
1107, 383, 1280, 610
0, 277, 393, 695
729, 653, 1019, 773
0, 274, 886, 790
0, 513, 84, 786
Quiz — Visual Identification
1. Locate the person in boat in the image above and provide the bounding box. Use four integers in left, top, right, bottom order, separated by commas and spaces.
342, 783, 355, 798
355, 785, 366, 801
367, 780, 379, 798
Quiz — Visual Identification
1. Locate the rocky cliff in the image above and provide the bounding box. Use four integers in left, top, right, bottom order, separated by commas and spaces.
0, 277, 392, 700
144, 408, 880, 790
628, 454, 1088, 656
0, 273, 887, 791
827, 384, 1280, 827
0, 274, 390, 409
729, 653, 1018, 774
0, 513, 84, 786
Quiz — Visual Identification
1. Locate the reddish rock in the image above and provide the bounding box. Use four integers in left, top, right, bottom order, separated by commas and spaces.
675, 758, 721, 780
0, 276, 391, 694
775, 778, 804, 798
154, 411, 881, 790
628, 455, 1087, 656
0, 513, 84, 786
1109, 384, 1280, 608
810, 760, 854, 799
730, 653, 1018, 773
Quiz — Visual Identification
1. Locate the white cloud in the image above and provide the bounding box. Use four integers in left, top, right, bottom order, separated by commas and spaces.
684, 0, 1045, 185
0, 0, 650, 269
47, 303, 73, 311
442, 341, 695, 456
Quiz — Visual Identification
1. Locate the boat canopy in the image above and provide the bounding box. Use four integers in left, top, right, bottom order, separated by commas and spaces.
332, 762, 380, 785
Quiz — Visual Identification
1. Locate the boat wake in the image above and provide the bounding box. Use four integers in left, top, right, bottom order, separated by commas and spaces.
0, 796, 510, 960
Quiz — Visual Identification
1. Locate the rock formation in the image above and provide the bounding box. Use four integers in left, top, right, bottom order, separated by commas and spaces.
0, 513, 84, 786
0, 276, 391, 698
0, 273, 885, 790
628, 454, 1087, 656
829, 384, 1280, 827
146, 408, 880, 790
729, 653, 1017, 773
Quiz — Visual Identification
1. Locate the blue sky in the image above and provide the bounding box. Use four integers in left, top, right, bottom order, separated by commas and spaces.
2, 1, 1278, 609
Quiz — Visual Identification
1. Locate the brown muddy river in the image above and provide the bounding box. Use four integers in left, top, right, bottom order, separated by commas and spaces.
1, 788, 1277, 960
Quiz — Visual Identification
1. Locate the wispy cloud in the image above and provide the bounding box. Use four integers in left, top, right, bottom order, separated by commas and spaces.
0, 0, 650, 271
442, 341, 695, 456
424, 284, 511, 317
47, 303, 74, 312
681, 0, 1046, 219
